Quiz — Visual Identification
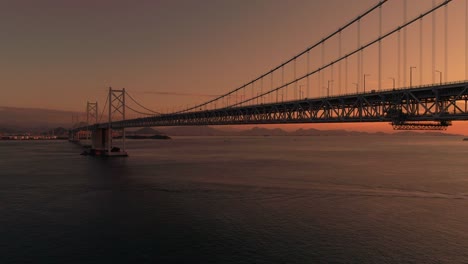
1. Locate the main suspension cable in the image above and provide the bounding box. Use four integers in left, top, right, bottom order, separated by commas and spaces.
226, 0, 452, 108
98, 94, 109, 123
125, 91, 161, 115
125, 104, 158, 116
176, 0, 389, 114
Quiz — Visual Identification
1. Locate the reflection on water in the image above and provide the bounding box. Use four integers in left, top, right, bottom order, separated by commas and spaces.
1, 136, 468, 263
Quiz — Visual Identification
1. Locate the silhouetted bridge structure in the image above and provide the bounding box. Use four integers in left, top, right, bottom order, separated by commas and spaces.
105, 82, 468, 130
69, 0, 468, 156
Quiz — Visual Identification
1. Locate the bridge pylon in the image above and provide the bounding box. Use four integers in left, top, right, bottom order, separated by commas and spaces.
89, 87, 128, 156
86, 101, 98, 142
75, 88, 128, 157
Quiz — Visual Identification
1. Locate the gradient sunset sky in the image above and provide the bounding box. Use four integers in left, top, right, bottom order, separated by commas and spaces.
2, 0, 468, 133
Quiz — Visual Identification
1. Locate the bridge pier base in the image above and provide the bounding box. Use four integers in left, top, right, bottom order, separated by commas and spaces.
85, 128, 127, 157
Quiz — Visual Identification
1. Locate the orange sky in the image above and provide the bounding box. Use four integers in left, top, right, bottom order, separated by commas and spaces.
2, 0, 468, 134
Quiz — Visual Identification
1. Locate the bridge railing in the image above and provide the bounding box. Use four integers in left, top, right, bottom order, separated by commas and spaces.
309, 80, 468, 101
214, 80, 468, 110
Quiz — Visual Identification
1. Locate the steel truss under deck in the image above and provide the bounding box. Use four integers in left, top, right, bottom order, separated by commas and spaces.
76, 82, 468, 132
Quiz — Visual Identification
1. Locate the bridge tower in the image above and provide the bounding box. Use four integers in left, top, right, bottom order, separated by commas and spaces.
86, 101, 98, 142
107, 87, 127, 155
88, 87, 127, 156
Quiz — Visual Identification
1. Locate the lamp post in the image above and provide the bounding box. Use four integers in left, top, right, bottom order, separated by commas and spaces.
363, 74, 370, 93
410, 66, 416, 87
389, 77, 395, 89
435, 70, 442, 85
299, 85, 305, 99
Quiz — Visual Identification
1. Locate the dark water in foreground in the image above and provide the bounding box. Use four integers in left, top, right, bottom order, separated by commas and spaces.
1, 136, 468, 263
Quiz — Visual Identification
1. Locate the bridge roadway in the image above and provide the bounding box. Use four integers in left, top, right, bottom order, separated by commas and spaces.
77, 81, 468, 131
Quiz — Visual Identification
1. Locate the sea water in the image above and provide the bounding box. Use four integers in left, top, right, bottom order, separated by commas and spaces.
1, 136, 468, 263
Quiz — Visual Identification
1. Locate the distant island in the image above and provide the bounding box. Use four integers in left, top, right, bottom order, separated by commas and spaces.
122, 127, 171, 140
152, 126, 466, 137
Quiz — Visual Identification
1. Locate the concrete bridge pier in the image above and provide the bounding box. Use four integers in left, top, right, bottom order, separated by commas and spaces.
91, 128, 108, 150
89, 128, 127, 157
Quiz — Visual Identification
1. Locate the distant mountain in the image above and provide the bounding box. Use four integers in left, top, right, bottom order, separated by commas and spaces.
158, 126, 228, 136
290, 128, 367, 136
393, 131, 463, 137
131, 127, 163, 135
0, 106, 78, 132
237, 127, 288, 136
0, 126, 20, 135
155, 126, 464, 137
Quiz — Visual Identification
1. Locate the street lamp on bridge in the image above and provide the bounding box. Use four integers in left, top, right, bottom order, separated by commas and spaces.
435, 70, 442, 85
410, 66, 417, 88
299, 85, 305, 99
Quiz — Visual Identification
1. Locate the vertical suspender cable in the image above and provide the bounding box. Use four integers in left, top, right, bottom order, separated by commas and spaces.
345, 57, 348, 94
432, 0, 436, 84
466, 0, 468, 79
379, 1, 382, 90
251, 82, 254, 105
357, 19, 361, 92
307, 51, 310, 98
270, 72, 273, 103
444, 3, 448, 82
338, 31, 342, 95
276, 71, 278, 102
420, 18, 423, 85
318, 65, 321, 97
243, 86, 246, 106
361, 50, 366, 92
261, 77, 263, 104
321, 42, 325, 97
398, 30, 401, 88
331, 63, 334, 95
361, 51, 364, 90
294, 59, 297, 99
281, 66, 285, 101
285, 68, 288, 101
403, 0, 407, 87
360, 20, 364, 91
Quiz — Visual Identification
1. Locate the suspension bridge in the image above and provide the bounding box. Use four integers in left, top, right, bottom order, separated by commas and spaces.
70, 0, 468, 156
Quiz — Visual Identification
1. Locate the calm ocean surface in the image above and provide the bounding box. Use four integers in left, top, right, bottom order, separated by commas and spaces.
1, 136, 468, 263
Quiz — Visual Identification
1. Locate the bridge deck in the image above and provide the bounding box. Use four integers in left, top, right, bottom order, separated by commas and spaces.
75, 81, 468, 131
